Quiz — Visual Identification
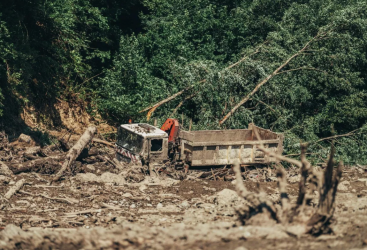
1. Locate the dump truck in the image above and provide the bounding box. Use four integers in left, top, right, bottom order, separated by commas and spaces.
115, 118, 284, 167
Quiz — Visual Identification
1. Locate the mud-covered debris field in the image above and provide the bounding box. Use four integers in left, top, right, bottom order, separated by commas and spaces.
0, 130, 367, 250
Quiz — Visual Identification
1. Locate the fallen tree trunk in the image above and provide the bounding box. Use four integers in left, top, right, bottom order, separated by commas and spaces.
52, 126, 97, 182
10, 154, 66, 174
5, 179, 25, 199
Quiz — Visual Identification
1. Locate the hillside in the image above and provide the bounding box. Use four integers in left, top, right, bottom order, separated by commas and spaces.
0, 1, 366, 160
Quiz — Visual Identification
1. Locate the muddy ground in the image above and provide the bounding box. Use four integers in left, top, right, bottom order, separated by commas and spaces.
0, 133, 367, 250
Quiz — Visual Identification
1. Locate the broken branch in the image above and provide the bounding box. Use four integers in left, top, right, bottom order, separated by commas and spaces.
5, 179, 25, 199
170, 93, 197, 116
140, 85, 195, 113
315, 128, 361, 143
140, 44, 265, 118
92, 138, 115, 148
219, 31, 331, 125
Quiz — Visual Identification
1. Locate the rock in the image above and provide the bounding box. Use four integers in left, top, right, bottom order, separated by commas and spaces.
179, 200, 190, 209
161, 205, 181, 213
285, 225, 307, 238
130, 204, 136, 209
214, 189, 240, 206
0, 162, 12, 176
0, 175, 10, 184
24, 146, 41, 155
122, 193, 133, 198
18, 134, 35, 145
99, 172, 126, 185
86, 165, 95, 171
73, 172, 125, 185
265, 230, 289, 239
203, 186, 216, 191
234, 247, 248, 250
358, 178, 367, 186
139, 184, 147, 192
157, 203, 163, 209
288, 175, 300, 183
338, 181, 350, 191
0, 224, 28, 240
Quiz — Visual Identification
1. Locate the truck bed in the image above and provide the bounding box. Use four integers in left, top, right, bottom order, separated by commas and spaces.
179, 124, 284, 166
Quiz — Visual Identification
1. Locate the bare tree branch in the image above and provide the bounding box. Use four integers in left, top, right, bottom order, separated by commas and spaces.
315, 128, 361, 143
276, 67, 327, 75
219, 29, 333, 125
140, 43, 265, 118
170, 93, 197, 116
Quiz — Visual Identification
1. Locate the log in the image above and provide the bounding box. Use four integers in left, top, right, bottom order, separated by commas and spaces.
10, 154, 66, 174
5, 179, 25, 199
92, 138, 114, 148
52, 126, 97, 182
0, 161, 13, 176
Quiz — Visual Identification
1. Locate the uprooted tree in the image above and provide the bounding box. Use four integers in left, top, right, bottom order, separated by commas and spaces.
233, 128, 342, 235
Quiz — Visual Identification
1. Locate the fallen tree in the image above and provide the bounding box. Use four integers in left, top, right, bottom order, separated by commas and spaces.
139, 45, 263, 120
52, 126, 97, 182
219, 29, 333, 125
10, 154, 66, 174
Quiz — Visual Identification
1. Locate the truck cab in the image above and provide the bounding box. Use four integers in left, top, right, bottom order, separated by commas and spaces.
115, 123, 169, 165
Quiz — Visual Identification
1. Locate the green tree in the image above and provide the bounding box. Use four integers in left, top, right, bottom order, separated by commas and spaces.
100, 0, 367, 163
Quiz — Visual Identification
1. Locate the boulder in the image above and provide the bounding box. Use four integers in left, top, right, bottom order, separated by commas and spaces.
0, 162, 12, 176
18, 134, 35, 145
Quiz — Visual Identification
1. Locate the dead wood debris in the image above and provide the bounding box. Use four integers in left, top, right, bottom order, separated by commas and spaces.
92, 138, 114, 148
0, 161, 13, 176
19, 190, 78, 205
233, 128, 343, 236
4, 179, 25, 200
52, 126, 97, 182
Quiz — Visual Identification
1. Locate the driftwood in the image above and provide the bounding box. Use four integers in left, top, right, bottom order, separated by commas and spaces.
19, 190, 78, 205
103, 156, 124, 170
234, 127, 343, 235
5, 179, 25, 200
92, 138, 114, 148
52, 126, 97, 182
10, 154, 66, 174
0, 161, 13, 176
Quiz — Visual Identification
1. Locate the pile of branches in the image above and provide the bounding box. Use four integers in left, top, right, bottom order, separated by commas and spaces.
233, 129, 342, 235
1, 127, 117, 179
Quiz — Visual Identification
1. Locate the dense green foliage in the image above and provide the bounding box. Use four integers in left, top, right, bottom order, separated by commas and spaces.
1, 0, 366, 163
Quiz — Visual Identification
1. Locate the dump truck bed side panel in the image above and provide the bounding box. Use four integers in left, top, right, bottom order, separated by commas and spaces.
180, 124, 283, 166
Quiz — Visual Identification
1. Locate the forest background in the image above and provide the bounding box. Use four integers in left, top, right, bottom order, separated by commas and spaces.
0, 0, 366, 164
